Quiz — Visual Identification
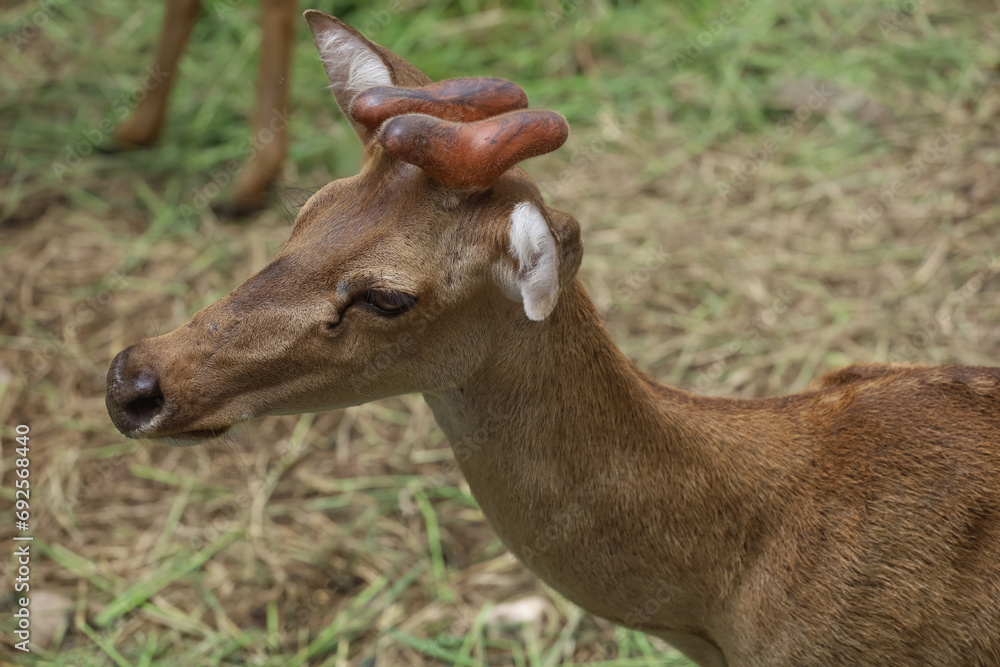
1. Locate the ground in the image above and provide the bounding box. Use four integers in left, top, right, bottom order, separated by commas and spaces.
1, 0, 998, 665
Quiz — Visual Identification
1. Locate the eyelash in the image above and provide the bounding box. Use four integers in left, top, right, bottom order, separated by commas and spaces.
364, 288, 416, 316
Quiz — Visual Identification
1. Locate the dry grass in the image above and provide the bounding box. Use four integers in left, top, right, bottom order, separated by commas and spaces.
1, 0, 999, 665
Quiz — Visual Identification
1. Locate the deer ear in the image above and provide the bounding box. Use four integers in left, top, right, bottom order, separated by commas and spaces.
501, 202, 582, 321
304, 10, 432, 148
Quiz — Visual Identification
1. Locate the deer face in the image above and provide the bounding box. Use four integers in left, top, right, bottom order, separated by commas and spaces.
105, 12, 581, 443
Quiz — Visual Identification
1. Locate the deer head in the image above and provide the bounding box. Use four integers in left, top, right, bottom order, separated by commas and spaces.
106, 11, 582, 443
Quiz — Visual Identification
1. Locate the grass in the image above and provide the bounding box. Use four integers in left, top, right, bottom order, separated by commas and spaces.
1, 0, 999, 664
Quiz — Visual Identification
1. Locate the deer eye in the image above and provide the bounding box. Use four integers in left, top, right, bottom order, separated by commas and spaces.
365, 289, 416, 317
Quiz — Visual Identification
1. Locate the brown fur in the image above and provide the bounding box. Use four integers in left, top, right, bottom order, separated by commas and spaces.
106, 13, 1000, 666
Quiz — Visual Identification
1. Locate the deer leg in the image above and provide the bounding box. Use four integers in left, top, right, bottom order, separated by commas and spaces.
217, 0, 297, 217
114, 0, 203, 148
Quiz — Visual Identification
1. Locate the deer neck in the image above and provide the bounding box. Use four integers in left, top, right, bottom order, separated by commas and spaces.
422, 279, 761, 630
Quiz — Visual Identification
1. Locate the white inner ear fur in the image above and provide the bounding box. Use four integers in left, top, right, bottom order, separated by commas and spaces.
315, 29, 393, 102
508, 201, 561, 321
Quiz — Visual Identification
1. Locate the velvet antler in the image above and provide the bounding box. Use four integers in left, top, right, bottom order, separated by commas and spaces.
350, 78, 529, 133
379, 110, 569, 188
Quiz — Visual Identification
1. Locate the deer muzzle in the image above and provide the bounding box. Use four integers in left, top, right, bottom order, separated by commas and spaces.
105, 317, 240, 443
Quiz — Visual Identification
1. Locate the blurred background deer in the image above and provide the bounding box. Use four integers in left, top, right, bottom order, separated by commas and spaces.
108, 0, 298, 216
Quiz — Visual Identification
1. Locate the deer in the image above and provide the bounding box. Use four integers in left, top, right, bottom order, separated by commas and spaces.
105, 10, 1000, 667
107, 0, 298, 216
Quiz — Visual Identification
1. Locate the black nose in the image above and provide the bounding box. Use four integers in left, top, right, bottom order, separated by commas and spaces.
106, 347, 165, 435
